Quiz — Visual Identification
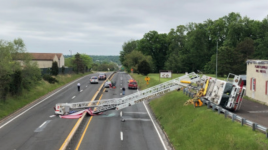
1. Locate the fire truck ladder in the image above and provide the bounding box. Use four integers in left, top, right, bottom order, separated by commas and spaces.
54, 72, 200, 115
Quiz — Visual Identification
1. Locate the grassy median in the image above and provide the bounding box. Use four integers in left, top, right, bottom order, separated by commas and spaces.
0, 72, 91, 120
131, 73, 268, 150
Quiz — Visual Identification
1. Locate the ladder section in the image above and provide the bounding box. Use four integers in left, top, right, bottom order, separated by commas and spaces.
55, 72, 200, 115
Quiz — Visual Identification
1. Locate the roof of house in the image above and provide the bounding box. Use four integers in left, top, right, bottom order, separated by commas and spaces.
55, 53, 63, 59
246, 59, 268, 64
29, 53, 62, 60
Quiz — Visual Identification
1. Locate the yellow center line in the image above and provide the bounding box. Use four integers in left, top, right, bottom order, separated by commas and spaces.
75, 93, 103, 150
75, 73, 115, 150
59, 72, 113, 150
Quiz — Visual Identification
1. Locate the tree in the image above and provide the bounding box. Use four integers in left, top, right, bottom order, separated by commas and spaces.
51, 61, 59, 76
61, 66, 65, 74
123, 50, 153, 73
236, 37, 254, 59
80, 54, 93, 69
138, 60, 151, 75
21, 61, 41, 90
10, 70, 22, 95
138, 31, 169, 72
73, 53, 84, 73
119, 40, 138, 66
0, 40, 12, 101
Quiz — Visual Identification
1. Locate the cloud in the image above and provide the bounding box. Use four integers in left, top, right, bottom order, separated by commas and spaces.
0, 0, 267, 55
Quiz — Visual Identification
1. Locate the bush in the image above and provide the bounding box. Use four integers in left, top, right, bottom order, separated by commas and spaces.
138, 60, 151, 75
51, 61, 59, 76
42, 74, 59, 84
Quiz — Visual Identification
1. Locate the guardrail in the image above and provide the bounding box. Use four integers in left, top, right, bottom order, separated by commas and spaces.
183, 88, 268, 138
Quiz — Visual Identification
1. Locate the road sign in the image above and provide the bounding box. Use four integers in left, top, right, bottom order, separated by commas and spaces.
131, 68, 133, 73
145, 76, 150, 82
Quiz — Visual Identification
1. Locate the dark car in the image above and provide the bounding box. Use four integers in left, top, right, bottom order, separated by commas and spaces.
239, 75, 246, 86
98, 73, 106, 80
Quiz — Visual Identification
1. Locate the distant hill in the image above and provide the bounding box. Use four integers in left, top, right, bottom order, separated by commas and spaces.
64, 55, 121, 65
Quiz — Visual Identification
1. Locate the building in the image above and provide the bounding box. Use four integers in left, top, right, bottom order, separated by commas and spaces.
30, 53, 65, 68
246, 60, 268, 104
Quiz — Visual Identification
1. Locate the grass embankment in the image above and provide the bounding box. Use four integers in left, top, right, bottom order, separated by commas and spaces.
131, 73, 226, 90
131, 73, 268, 150
0, 72, 91, 120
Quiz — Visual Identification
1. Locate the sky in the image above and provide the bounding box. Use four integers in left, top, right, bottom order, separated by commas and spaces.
0, 0, 268, 56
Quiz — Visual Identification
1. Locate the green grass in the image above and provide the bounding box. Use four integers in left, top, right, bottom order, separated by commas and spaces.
131, 73, 227, 90
131, 73, 268, 150
0, 72, 92, 119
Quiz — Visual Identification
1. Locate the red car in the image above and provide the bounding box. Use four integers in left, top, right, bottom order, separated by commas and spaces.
128, 79, 138, 89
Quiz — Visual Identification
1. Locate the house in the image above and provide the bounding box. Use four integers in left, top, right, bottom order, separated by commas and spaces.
29, 53, 65, 68
246, 60, 268, 104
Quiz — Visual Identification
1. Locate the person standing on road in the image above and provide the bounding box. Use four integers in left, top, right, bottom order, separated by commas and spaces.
77, 83, 81, 92
122, 87, 125, 95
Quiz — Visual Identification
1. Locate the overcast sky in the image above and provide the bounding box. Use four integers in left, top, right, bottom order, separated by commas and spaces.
0, 0, 267, 56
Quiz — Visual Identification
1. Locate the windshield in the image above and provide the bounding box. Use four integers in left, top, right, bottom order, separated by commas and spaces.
223, 83, 233, 95
130, 82, 137, 85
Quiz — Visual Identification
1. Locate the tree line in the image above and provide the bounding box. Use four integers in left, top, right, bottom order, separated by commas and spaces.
0, 39, 95, 102
120, 12, 268, 76
65, 53, 119, 72
0, 38, 42, 101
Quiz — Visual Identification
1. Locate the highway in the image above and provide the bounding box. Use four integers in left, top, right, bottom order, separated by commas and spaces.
0, 72, 170, 150
68, 72, 168, 150
0, 72, 111, 150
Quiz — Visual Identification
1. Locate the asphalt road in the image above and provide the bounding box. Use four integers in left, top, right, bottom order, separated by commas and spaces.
235, 98, 268, 128
74, 72, 168, 150
0, 72, 111, 150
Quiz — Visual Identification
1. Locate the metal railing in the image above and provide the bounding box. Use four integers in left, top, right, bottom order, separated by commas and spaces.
183, 88, 268, 138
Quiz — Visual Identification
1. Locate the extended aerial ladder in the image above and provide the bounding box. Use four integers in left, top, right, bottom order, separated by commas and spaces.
54, 72, 246, 116
54, 72, 200, 115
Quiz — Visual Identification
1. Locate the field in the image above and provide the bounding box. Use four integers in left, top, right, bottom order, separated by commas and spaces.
131, 73, 268, 150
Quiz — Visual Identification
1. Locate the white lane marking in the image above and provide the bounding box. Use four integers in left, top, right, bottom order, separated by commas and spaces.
50, 115, 55, 118
120, 131, 123, 141
80, 90, 83, 92
143, 101, 167, 150
35, 120, 51, 132
122, 118, 151, 121
72, 96, 76, 99
0, 74, 91, 129
121, 77, 123, 80
39, 121, 47, 128
248, 110, 268, 113
128, 75, 132, 79
123, 112, 147, 114
120, 111, 122, 117
86, 86, 88, 87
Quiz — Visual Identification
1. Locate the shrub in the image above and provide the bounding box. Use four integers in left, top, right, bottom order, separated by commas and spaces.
42, 74, 59, 84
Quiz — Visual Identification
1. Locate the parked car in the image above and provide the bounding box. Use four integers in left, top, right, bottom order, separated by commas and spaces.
98, 73, 107, 80
90, 76, 98, 84
128, 79, 138, 89
239, 75, 246, 86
